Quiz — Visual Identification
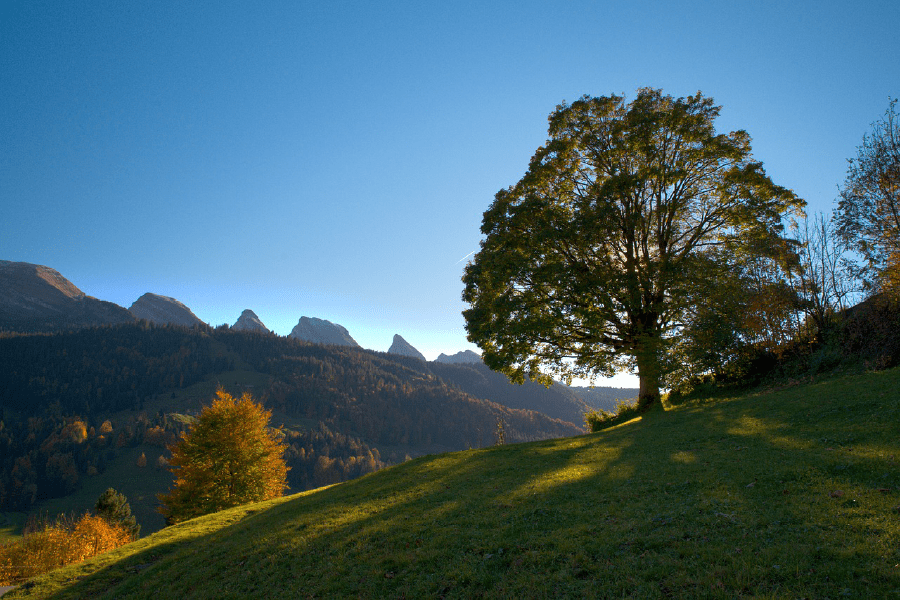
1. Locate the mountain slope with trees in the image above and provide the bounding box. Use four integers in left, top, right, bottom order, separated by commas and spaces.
426, 360, 633, 425
0, 324, 581, 530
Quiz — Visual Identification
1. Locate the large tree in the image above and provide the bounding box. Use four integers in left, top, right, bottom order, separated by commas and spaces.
835, 98, 900, 294
158, 390, 288, 524
462, 89, 803, 408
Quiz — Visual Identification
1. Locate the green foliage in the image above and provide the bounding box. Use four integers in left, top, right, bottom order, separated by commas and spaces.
158, 391, 289, 524
463, 88, 803, 408
675, 291, 900, 396
835, 98, 900, 295
11, 367, 900, 598
583, 398, 641, 432
94, 488, 140, 540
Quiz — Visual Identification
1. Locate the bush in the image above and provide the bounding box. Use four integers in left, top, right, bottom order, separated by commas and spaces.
584, 399, 641, 432
0, 512, 132, 585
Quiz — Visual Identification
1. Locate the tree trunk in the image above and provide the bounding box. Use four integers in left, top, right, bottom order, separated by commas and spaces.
635, 338, 661, 411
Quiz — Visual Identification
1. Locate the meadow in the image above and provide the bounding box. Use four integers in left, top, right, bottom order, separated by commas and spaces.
5, 367, 899, 598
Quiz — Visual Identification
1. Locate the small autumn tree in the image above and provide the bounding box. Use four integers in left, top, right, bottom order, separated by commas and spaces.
158, 390, 288, 524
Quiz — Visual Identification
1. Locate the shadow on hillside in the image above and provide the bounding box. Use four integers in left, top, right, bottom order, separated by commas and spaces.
28, 374, 900, 597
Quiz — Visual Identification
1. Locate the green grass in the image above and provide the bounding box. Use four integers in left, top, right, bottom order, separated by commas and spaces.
0, 513, 27, 545
6, 368, 900, 598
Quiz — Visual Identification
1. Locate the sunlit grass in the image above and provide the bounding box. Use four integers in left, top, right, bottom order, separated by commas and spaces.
6, 368, 900, 598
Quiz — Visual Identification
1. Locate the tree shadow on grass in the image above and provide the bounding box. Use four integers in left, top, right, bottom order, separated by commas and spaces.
15, 369, 900, 598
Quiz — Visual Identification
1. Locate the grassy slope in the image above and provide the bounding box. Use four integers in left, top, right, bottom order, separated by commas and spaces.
7, 368, 900, 599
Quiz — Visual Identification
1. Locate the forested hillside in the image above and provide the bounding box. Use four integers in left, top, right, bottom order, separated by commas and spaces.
0, 323, 581, 519
427, 360, 635, 423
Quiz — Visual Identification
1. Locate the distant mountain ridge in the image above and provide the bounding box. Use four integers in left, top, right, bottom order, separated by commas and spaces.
428, 360, 598, 426
435, 350, 481, 364
0, 260, 628, 408
388, 334, 426, 360
128, 293, 205, 327
570, 385, 640, 411
0, 260, 135, 332
289, 316, 359, 347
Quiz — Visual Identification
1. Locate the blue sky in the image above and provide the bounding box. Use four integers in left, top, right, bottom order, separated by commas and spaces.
2, 1, 898, 386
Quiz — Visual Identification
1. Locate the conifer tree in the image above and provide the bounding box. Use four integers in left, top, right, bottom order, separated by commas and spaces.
95, 487, 140, 540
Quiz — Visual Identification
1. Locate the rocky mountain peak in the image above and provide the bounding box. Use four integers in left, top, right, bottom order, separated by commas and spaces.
388, 334, 426, 361
0, 260, 134, 331
0, 260, 85, 303
289, 316, 359, 347
128, 293, 204, 328
232, 309, 270, 334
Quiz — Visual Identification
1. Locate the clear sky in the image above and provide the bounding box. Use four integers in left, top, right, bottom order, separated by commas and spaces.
2, 1, 898, 387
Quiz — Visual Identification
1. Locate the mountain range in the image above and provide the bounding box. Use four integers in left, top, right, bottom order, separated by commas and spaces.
0, 259, 641, 409
435, 349, 482, 364
0, 260, 465, 359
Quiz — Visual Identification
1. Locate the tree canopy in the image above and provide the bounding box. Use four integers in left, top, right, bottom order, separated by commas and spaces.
462, 88, 803, 408
835, 98, 900, 295
158, 390, 288, 524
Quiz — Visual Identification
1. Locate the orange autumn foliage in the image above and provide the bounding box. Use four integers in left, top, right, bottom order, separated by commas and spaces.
0, 513, 132, 585
158, 390, 288, 524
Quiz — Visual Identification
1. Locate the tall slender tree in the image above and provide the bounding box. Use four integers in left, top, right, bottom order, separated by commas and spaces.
463, 89, 803, 408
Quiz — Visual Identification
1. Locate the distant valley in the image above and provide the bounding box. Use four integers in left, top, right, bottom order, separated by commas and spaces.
0, 260, 637, 535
